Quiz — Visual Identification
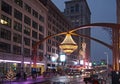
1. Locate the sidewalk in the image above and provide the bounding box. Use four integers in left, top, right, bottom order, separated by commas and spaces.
0, 76, 50, 84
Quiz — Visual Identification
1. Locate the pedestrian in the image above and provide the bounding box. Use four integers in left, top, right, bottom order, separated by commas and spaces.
23, 72, 27, 80
92, 79, 99, 84
16, 72, 21, 80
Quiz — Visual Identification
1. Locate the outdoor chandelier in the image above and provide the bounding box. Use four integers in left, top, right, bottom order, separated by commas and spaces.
59, 33, 78, 55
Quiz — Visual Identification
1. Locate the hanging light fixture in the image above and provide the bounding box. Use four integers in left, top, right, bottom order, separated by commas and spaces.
59, 33, 78, 55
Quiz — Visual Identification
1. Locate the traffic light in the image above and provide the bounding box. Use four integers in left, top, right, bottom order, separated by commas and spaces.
100, 62, 105, 65
93, 62, 96, 66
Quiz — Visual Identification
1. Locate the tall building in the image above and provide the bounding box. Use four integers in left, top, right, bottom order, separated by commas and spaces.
0, 0, 71, 75
117, 0, 120, 23
64, 0, 91, 63
44, 0, 71, 69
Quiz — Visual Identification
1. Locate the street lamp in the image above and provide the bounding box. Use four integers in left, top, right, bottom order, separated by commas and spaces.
59, 33, 78, 55
104, 52, 109, 70
104, 52, 109, 82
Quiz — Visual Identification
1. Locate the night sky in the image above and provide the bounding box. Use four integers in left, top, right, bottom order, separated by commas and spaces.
52, 0, 116, 64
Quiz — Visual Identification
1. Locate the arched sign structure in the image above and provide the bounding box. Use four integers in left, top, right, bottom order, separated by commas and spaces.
32, 23, 120, 71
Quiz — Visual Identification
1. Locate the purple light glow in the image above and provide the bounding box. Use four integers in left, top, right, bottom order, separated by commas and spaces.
0, 59, 44, 65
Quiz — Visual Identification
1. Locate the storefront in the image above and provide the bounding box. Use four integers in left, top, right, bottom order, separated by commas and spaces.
0, 59, 45, 77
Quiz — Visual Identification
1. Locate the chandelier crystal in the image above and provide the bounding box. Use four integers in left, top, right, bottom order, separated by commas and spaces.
59, 33, 78, 55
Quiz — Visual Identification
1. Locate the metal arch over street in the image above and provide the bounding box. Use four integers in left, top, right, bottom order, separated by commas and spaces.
69, 23, 120, 33
70, 32, 112, 49
32, 23, 120, 71
68, 23, 120, 71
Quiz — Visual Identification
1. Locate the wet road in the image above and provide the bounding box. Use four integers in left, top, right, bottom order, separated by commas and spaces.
50, 76, 86, 84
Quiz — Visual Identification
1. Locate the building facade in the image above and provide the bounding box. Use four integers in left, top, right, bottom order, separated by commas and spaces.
44, 0, 71, 70
64, 0, 91, 66
117, 0, 120, 23
0, 0, 71, 76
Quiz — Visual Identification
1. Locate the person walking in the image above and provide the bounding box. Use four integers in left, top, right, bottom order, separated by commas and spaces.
92, 79, 99, 84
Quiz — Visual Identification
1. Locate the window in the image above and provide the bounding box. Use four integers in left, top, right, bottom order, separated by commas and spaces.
39, 52, 43, 57
47, 46, 51, 52
70, 6, 74, 13
52, 41, 55, 46
0, 28, 11, 40
75, 4, 79, 12
39, 14, 44, 22
14, 21, 22, 32
39, 25, 44, 33
24, 48, 30, 57
39, 45, 43, 50
74, 22, 79, 27
32, 9, 38, 18
0, 42, 11, 53
32, 30, 37, 39
13, 45, 21, 54
52, 48, 55, 53
39, 34, 43, 40
47, 39, 51, 44
24, 37, 30, 46
24, 3, 31, 13
24, 15, 31, 26
32, 20, 38, 29
14, 9, 22, 21
1, 15, 12, 27
24, 26, 31, 36
13, 33, 22, 43
32, 40, 36, 46
14, 0, 23, 7
1, 1, 12, 15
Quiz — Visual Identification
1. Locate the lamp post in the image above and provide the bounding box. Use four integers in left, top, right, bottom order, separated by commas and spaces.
21, 41, 25, 80
104, 52, 109, 83
104, 52, 109, 70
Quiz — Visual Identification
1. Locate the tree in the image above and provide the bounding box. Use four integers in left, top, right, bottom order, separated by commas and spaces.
6, 67, 15, 80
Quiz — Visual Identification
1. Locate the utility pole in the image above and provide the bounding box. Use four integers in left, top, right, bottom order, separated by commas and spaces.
21, 41, 25, 80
